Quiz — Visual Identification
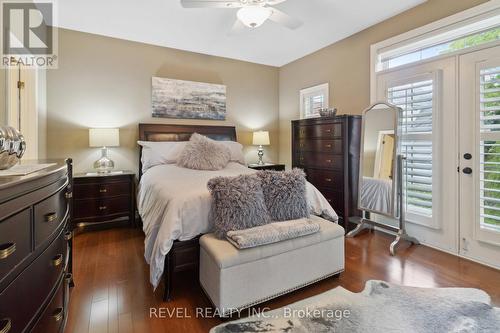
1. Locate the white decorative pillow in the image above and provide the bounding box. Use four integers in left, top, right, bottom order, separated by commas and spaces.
138, 141, 187, 173
177, 133, 231, 170
220, 141, 246, 165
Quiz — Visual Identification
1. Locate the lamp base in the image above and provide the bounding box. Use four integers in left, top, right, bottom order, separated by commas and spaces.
257, 145, 265, 165
94, 147, 115, 174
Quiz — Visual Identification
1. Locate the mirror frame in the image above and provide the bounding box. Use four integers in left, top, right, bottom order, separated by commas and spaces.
357, 101, 402, 218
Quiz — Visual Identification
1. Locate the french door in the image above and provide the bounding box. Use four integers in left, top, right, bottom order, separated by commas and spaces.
459, 45, 500, 268
376, 58, 459, 251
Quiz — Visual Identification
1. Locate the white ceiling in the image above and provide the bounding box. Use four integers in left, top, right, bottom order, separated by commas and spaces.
56, 0, 426, 67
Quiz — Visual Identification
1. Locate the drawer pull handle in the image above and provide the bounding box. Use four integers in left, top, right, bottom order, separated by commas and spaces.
325, 178, 332, 182
325, 129, 331, 133
65, 192, 73, 199
45, 213, 58, 222
0, 318, 11, 333
99, 188, 107, 193
325, 144, 332, 148
52, 308, 64, 322
51, 254, 63, 267
0, 243, 16, 260
99, 206, 107, 211
64, 231, 73, 241
326, 159, 332, 163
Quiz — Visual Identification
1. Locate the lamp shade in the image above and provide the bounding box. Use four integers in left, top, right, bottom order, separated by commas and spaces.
89, 128, 120, 147
252, 131, 270, 146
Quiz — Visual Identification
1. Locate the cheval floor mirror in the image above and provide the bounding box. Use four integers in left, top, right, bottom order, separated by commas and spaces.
348, 101, 419, 255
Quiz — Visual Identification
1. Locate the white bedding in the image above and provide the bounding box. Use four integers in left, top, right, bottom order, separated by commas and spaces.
137, 162, 338, 289
360, 176, 393, 214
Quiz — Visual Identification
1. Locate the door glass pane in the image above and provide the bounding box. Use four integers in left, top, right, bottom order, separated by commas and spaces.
388, 80, 434, 220
479, 66, 500, 231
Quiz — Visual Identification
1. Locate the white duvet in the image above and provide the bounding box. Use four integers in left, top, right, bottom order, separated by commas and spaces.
137, 162, 338, 289
360, 176, 393, 214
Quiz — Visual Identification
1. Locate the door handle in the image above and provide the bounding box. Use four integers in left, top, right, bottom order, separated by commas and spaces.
464, 153, 472, 160
463, 167, 472, 174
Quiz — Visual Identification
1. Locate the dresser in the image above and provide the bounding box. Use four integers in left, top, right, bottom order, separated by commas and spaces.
292, 116, 362, 231
0, 160, 73, 333
73, 171, 135, 231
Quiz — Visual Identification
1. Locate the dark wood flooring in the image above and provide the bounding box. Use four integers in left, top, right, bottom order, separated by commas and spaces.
65, 227, 500, 333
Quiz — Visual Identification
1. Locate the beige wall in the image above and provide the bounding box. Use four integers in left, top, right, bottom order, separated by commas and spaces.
47, 29, 279, 173
278, 0, 488, 167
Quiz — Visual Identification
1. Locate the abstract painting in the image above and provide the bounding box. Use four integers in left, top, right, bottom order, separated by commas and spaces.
152, 77, 226, 120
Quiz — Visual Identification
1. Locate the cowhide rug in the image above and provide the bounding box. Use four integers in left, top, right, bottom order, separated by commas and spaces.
210, 280, 500, 333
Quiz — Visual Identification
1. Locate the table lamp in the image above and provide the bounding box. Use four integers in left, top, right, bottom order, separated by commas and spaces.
252, 131, 270, 165
89, 128, 119, 173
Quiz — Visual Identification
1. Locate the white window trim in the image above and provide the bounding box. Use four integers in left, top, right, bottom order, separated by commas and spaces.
299, 83, 329, 119
370, 0, 500, 103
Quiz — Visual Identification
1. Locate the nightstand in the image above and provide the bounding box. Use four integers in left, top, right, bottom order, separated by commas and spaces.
248, 163, 286, 171
72, 171, 135, 231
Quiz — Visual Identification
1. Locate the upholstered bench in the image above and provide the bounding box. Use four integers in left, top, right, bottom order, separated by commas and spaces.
199, 215, 345, 315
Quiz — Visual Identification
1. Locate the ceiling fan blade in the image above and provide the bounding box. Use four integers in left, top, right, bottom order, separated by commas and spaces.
268, 8, 302, 29
180, 0, 243, 8
266, 0, 288, 5
228, 19, 247, 36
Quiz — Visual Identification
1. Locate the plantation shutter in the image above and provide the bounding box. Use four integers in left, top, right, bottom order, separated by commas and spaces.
479, 66, 500, 230
303, 93, 325, 118
388, 79, 434, 222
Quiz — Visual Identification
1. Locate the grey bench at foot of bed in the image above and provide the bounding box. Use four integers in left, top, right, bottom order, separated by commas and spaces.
199, 215, 345, 316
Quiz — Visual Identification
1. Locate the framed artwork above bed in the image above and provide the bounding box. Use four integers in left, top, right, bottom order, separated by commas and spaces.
151, 77, 226, 120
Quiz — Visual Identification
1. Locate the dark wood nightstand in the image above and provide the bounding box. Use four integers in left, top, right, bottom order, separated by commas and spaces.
248, 163, 286, 171
73, 171, 135, 231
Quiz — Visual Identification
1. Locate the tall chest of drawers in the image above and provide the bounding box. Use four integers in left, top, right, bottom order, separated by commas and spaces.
292, 116, 362, 231
0, 160, 73, 333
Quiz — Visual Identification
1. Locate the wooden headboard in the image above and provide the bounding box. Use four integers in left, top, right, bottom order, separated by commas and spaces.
138, 123, 237, 179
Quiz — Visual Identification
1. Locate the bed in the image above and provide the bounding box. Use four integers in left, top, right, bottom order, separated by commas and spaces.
137, 124, 338, 300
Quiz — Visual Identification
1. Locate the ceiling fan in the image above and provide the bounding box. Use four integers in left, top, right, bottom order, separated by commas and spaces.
180, 0, 303, 32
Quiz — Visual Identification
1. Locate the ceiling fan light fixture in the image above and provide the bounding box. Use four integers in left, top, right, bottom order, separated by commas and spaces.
237, 6, 271, 28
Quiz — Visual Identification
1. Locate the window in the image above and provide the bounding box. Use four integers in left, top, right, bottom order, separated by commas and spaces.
375, 10, 500, 72
388, 79, 434, 223
299, 83, 329, 119
479, 66, 500, 231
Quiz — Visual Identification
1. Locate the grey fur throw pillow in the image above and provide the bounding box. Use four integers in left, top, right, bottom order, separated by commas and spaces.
256, 168, 309, 221
177, 133, 231, 170
207, 174, 271, 238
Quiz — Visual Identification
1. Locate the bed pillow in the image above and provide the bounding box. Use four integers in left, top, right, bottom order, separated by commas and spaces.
220, 141, 246, 165
138, 141, 187, 173
256, 168, 310, 221
207, 174, 270, 238
177, 133, 231, 170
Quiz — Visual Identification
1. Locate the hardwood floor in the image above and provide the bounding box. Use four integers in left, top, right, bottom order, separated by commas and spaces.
65, 227, 500, 333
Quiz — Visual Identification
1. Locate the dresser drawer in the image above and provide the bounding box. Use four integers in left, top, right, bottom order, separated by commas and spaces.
31, 277, 65, 333
74, 181, 131, 199
296, 139, 343, 154
74, 196, 130, 220
296, 153, 343, 170
0, 209, 31, 284
34, 187, 68, 248
295, 123, 342, 139
304, 169, 344, 190
0, 228, 65, 333
319, 189, 344, 216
